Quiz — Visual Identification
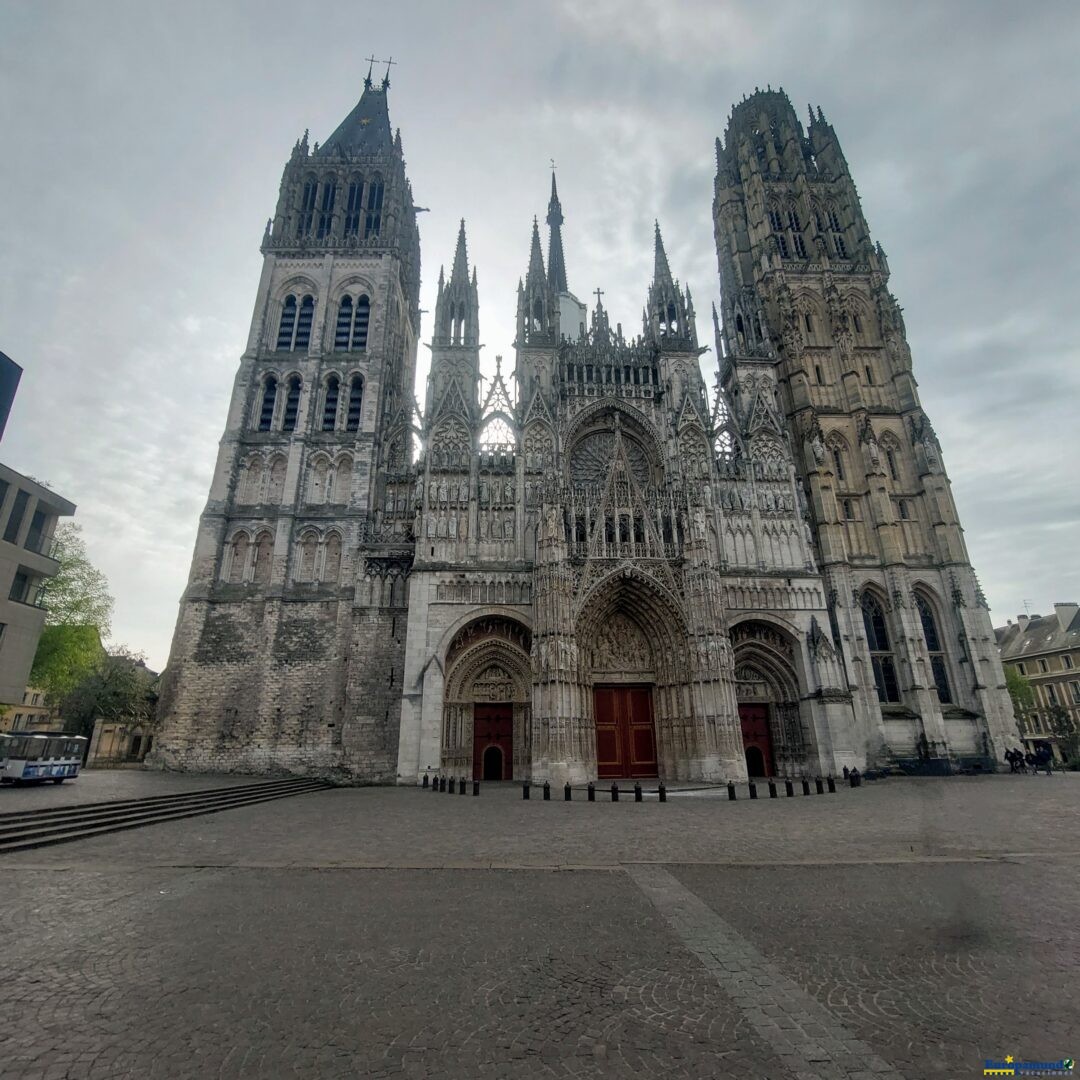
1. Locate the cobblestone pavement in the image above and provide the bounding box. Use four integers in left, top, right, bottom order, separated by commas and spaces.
1, 776, 1078, 1078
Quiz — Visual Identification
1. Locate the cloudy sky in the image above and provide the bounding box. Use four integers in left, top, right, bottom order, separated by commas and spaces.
1, 0, 1078, 669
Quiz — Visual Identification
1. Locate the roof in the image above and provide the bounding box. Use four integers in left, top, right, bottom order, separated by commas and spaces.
995, 607, 1080, 661
317, 85, 393, 156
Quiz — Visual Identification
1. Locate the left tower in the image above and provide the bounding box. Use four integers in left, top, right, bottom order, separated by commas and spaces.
154, 71, 421, 779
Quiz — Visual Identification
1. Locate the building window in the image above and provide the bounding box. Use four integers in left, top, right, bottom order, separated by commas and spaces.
316, 179, 337, 239
258, 376, 277, 431
334, 297, 353, 349
834, 233, 848, 258
843, 499, 854, 520
1039, 659, 1049, 673
24, 508, 48, 553
1064, 655, 1074, 670
344, 178, 363, 237
364, 176, 384, 238
1018, 663, 1026, 675
814, 363, 824, 384
322, 376, 340, 431
352, 295, 370, 349
282, 376, 301, 432
862, 593, 901, 703
4, 489, 30, 544
252, 532, 273, 585
899, 500, 910, 520
1070, 681, 1080, 704
276, 296, 297, 349
294, 296, 314, 349
298, 176, 317, 236
886, 449, 899, 482
865, 365, 874, 386
831, 447, 845, 482
917, 595, 952, 704
346, 376, 364, 432
1046, 684, 1058, 706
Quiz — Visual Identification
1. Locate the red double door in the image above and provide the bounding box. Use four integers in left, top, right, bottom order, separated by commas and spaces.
473, 704, 513, 781
594, 686, 659, 779
739, 703, 775, 777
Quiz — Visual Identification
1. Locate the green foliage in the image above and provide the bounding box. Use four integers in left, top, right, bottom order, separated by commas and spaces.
29, 625, 104, 702
1045, 705, 1080, 768
60, 647, 158, 740
43, 523, 114, 634
1005, 666, 1035, 723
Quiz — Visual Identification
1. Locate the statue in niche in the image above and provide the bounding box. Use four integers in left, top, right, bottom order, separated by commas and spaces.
449, 515, 458, 538
437, 515, 448, 538
480, 479, 489, 502
590, 613, 651, 673
504, 517, 514, 539
459, 480, 469, 501
426, 515, 435, 538
439, 480, 448, 503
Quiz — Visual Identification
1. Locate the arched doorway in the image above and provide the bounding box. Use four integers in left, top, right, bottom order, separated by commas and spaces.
482, 744, 505, 781
732, 620, 807, 776
442, 616, 532, 781
745, 745, 766, 778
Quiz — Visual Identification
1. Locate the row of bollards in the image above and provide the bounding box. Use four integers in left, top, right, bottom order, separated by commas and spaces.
422, 774, 482, 795
729, 775, 839, 800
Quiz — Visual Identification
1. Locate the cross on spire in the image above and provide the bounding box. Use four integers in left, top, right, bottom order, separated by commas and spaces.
594, 288, 605, 308
364, 55, 378, 90
382, 56, 396, 88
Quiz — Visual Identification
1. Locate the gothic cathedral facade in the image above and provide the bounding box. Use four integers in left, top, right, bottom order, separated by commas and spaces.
154, 79, 1015, 783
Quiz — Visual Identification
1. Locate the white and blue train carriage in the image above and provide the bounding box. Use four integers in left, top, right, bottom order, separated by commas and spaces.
0, 732, 87, 784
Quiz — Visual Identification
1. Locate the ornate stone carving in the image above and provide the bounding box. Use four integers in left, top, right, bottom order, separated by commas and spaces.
588, 612, 653, 673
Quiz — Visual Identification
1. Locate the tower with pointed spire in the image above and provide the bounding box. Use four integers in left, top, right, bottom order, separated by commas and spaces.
154, 82, 1010, 786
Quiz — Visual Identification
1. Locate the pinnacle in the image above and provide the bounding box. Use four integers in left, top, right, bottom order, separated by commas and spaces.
450, 218, 469, 286
653, 220, 673, 286
527, 216, 546, 281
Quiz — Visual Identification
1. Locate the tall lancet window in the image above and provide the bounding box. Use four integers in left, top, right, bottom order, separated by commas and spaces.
276, 296, 297, 349
917, 595, 952, 704
352, 295, 370, 349
861, 593, 901, 704
344, 177, 363, 237
258, 376, 277, 432
298, 176, 317, 236
364, 175, 384, 238
282, 376, 302, 432
317, 178, 337, 239
346, 375, 363, 432
322, 376, 339, 431
334, 297, 353, 349
294, 296, 314, 349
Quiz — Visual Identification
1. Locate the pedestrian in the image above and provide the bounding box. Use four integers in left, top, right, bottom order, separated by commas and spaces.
1037, 746, 1053, 777
1025, 751, 1038, 774
1004, 749, 1017, 773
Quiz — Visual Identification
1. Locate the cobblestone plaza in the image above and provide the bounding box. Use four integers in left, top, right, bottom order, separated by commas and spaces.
2, 775, 1077, 1078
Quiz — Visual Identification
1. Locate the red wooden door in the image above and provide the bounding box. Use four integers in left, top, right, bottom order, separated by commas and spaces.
739, 703, 774, 777
473, 703, 513, 780
594, 686, 658, 779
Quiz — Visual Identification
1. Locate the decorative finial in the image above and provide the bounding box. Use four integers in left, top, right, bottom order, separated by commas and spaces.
382, 55, 396, 89
364, 54, 376, 90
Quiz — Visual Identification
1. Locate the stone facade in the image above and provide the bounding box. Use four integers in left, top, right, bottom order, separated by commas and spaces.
153, 81, 1015, 783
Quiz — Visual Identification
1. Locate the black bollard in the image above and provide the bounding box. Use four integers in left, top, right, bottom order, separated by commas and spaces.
587, 782, 595, 802
473, 779, 480, 796
422, 774, 429, 789
459, 776, 467, 795
768, 779, 777, 799
785, 778, 794, 798
802, 778, 811, 796
842, 765, 850, 780
727, 780, 737, 801
658, 782, 667, 803
433, 775, 440, 793
749, 780, 758, 799
850, 768, 861, 788
439, 776, 447, 793
564, 782, 572, 801
827, 775, 836, 794
523, 780, 530, 800
815, 776, 824, 795
634, 782, 643, 802
543, 780, 551, 801
611, 782, 619, 802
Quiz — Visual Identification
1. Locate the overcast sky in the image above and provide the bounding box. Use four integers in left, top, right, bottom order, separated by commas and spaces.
1, 0, 1078, 669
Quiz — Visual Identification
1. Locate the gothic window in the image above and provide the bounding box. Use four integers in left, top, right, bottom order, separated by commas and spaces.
322, 533, 342, 582
344, 177, 363, 236
294, 295, 314, 349
364, 174, 384, 238
239, 456, 262, 503
898, 499, 910, 520
266, 455, 287, 503
353, 295, 370, 349
788, 208, 807, 258
831, 446, 846, 482
815, 364, 824, 385
282, 376, 301, 432
276, 296, 297, 349
335, 297, 353, 349
297, 532, 317, 582
310, 458, 329, 503
227, 532, 250, 583
258, 376, 277, 431
826, 207, 842, 231
767, 207, 783, 231
834, 233, 848, 258
861, 593, 901, 703
916, 594, 952, 704
332, 454, 352, 502
853, 312, 863, 334
322, 376, 340, 431
843, 498, 854, 520
865, 365, 874, 385
298, 175, 317, 236
886, 448, 899, 482
804, 313, 813, 333
792, 232, 807, 258
346, 375, 364, 432
317, 178, 337, 239
252, 531, 273, 585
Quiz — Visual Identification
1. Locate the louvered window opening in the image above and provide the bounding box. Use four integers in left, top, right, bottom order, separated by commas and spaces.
323, 377, 340, 431
282, 377, 301, 432
346, 376, 363, 432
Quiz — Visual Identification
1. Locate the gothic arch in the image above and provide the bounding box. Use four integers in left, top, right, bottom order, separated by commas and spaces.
563, 400, 665, 470
329, 274, 377, 304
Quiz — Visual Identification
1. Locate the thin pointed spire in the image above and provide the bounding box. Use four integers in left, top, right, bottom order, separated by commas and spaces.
653, 220, 673, 287
546, 170, 568, 293
450, 219, 469, 286
528, 216, 546, 281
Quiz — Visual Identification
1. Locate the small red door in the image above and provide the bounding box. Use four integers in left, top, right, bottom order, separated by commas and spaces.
595, 686, 658, 779
473, 703, 513, 780
739, 703, 774, 777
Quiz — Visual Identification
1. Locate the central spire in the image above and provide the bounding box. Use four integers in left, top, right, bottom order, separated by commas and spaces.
546, 170, 568, 294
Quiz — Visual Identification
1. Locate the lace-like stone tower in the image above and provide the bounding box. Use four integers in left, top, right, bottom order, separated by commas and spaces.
155, 82, 1014, 781
712, 88, 1014, 767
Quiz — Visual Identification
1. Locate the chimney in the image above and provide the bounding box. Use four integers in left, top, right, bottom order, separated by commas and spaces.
1054, 602, 1079, 633
1017, 614, 1030, 631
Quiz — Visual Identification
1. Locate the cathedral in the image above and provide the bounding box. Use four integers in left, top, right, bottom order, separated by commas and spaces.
154, 74, 1015, 784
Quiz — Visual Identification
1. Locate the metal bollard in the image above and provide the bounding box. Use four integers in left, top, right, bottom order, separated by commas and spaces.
543, 780, 551, 801
422, 773, 429, 789
439, 776, 447, 793
634, 782, 643, 802
564, 782, 572, 801
785, 778, 794, 798
472, 779, 480, 796
523, 780, 530, 800
827, 775, 836, 794
815, 776, 824, 795
727, 780, 737, 801
801, 778, 811, 796
748, 780, 758, 799
658, 782, 666, 803
768, 779, 777, 799
459, 776, 467, 795
587, 782, 595, 802
432, 775, 440, 793
850, 768, 861, 788
611, 782, 619, 802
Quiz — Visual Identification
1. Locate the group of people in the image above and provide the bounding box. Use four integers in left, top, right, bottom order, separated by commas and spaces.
1005, 745, 1054, 775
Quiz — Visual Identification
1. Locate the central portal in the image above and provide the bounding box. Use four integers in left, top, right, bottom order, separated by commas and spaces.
473, 703, 513, 780
594, 686, 658, 779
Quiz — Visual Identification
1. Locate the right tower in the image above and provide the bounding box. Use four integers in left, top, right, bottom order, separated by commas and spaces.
714, 88, 1014, 769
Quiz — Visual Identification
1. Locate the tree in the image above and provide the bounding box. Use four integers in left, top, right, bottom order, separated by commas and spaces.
29, 523, 114, 703
1005, 667, 1035, 733
59, 647, 158, 741
1045, 705, 1080, 769
42, 523, 114, 632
